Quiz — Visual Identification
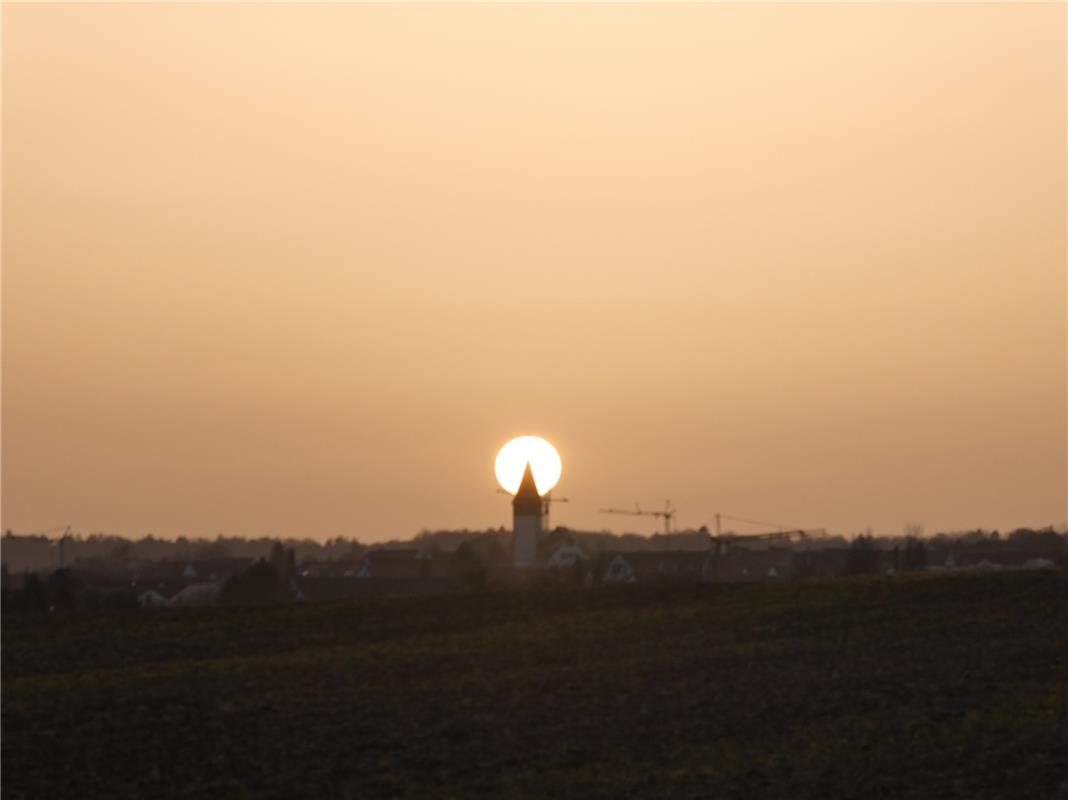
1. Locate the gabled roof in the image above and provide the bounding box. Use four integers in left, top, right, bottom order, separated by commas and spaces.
356, 548, 450, 579
596, 550, 709, 582
513, 463, 542, 515
167, 582, 221, 607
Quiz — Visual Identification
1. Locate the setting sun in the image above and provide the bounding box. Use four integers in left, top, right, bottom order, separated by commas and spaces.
494, 436, 562, 496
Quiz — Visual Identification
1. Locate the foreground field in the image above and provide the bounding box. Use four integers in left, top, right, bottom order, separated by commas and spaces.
4, 571, 1067, 798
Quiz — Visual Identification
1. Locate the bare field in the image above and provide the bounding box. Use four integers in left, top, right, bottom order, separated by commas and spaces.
3, 571, 1067, 798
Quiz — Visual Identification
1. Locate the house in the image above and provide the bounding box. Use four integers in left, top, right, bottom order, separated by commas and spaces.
355, 548, 447, 580
599, 554, 637, 584
707, 547, 795, 582
545, 542, 588, 570
167, 582, 221, 608
1022, 558, 1056, 570
187, 557, 254, 582
932, 546, 1065, 571
298, 575, 453, 600
791, 549, 849, 578
595, 551, 709, 585
137, 589, 168, 608
134, 557, 252, 584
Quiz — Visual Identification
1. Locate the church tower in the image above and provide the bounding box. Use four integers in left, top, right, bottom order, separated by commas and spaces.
512, 462, 543, 567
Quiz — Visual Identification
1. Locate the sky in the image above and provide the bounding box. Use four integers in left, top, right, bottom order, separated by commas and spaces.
2, 3, 1065, 542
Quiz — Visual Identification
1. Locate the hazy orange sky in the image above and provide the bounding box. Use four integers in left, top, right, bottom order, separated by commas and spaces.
3, 3, 1065, 541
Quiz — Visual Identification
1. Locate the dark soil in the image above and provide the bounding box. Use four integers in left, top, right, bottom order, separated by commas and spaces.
4, 571, 1067, 798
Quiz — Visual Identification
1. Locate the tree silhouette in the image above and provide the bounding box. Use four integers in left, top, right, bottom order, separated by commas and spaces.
47, 568, 79, 613
220, 560, 295, 606
22, 573, 49, 613
845, 536, 879, 575
903, 537, 927, 571
111, 540, 137, 563
450, 542, 485, 589
269, 542, 297, 585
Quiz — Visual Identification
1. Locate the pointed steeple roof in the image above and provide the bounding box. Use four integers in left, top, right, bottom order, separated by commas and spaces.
513, 462, 543, 515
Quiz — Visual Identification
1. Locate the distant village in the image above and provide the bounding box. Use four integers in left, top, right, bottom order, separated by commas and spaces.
3, 472, 1065, 615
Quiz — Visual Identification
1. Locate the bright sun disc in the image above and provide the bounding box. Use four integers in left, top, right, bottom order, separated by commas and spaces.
495, 436, 562, 496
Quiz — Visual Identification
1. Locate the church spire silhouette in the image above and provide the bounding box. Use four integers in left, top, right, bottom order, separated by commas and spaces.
513, 462, 542, 515
512, 462, 542, 567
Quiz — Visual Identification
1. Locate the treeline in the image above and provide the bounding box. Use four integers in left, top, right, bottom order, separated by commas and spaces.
3, 568, 139, 616
5, 543, 310, 613
834, 528, 1066, 576
219, 543, 300, 605
0, 531, 368, 572
3, 528, 1064, 616
414, 526, 1067, 558
2, 525, 1064, 574
1, 540, 503, 614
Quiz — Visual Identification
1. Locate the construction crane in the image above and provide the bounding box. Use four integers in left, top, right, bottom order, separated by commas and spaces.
701, 528, 805, 582
707, 529, 799, 558
713, 513, 825, 539
495, 488, 569, 508
599, 501, 677, 535
31, 525, 73, 567
706, 514, 825, 558
702, 515, 826, 581
32, 524, 72, 536
541, 495, 568, 531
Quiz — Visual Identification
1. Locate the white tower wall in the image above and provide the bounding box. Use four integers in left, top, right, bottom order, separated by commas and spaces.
513, 513, 541, 567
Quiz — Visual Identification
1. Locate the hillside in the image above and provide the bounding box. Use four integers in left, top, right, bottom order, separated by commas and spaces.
3, 571, 1067, 798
